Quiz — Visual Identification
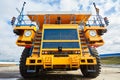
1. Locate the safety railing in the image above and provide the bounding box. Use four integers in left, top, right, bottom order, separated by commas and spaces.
15, 15, 36, 26
86, 15, 109, 27
14, 14, 108, 28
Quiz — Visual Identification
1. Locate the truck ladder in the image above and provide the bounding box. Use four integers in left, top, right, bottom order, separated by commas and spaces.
79, 31, 90, 55
31, 30, 42, 57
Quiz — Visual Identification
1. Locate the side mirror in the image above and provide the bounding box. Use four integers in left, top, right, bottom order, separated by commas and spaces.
11, 17, 16, 25
104, 17, 109, 26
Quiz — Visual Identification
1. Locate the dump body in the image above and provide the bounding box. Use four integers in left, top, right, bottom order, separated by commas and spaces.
27, 11, 91, 30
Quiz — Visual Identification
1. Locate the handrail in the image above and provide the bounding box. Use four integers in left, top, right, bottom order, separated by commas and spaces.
16, 14, 107, 28
86, 15, 106, 27
16, 15, 38, 27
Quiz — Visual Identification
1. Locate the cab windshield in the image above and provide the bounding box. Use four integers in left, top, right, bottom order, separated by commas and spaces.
44, 29, 78, 40
43, 29, 80, 48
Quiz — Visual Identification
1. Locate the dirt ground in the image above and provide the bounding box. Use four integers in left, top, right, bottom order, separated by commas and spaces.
0, 65, 119, 80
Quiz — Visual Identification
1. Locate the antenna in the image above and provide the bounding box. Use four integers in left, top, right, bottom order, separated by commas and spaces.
17, 2, 26, 25
93, 2, 99, 15
93, 2, 104, 27
11, 2, 26, 26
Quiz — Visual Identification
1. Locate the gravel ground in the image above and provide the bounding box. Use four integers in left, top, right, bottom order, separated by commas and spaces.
0, 65, 119, 80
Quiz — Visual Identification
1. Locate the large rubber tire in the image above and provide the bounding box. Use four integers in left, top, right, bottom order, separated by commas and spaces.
19, 48, 37, 78
80, 48, 101, 78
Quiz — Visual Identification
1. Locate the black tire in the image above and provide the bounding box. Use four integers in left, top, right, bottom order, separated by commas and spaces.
80, 48, 101, 78
19, 48, 37, 78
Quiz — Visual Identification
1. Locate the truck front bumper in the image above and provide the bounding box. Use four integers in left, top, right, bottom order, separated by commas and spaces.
26, 55, 97, 69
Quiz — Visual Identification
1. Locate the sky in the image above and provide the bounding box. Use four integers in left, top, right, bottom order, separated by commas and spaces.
0, 0, 120, 61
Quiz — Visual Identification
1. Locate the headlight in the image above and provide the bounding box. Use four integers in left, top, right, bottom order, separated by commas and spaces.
89, 30, 96, 36
24, 30, 32, 37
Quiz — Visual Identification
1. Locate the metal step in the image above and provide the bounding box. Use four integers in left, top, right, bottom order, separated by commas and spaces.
71, 62, 79, 64
36, 34, 42, 37
81, 41, 86, 44
35, 37, 41, 40
80, 34, 84, 36
79, 32, 83, 34
33, 50, 40, 54
44, 66, 52, 68
80, 36, 84, 39
71, 65, 79, 68
80, 38, 85, 40
34, 42, 41, 44
34, 46, 40, 48
82, 51, 89, 53
37, 32, 42, 34
82, 46, 88, 48
80, 36, 84, 37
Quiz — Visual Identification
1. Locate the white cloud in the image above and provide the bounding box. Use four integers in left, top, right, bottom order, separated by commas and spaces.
0, 0, 120, 61
98, 23, 120, 53
60, 0, 79, 11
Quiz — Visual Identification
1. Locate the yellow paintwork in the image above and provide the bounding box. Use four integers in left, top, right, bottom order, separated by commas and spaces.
84, 26, 106, 31
42, 48, 81, 51
28, 13, 91, 30
14, 26, 37, 31
84, 26, 105, 46
40, 24, 81, 55
26, 24, 97, 69
14, 26, 36, 46
43, 40, 79, 42
26, 54, 96, 69
22, 30, 34, 41
43, 24, 78, 29
12, 11, 107, 70
85, 30, 102, 41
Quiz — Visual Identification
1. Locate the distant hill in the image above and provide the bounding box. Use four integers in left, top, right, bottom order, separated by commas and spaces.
99, 53, 120, 58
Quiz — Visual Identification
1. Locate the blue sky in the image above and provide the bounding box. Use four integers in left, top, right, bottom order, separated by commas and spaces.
0, 0, 120, 61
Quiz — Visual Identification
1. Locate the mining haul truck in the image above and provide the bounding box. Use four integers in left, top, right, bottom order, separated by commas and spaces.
11, 2, 109, 78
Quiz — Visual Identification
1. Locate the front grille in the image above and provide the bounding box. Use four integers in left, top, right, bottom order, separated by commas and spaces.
42, 51, 80, 55
54, 54, 69, 57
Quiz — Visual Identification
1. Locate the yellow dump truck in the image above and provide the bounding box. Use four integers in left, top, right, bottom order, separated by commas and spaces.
11, 2, 109, 78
